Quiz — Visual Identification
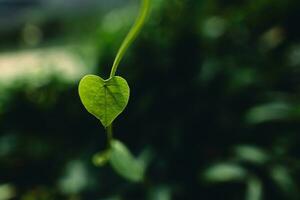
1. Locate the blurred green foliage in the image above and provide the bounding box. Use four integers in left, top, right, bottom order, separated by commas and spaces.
0, 0, 300, 199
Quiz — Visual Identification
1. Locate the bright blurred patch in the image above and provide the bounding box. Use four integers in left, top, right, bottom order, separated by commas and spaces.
245, 102, 291, 124
0, 47, 92, 88
0, 184, 15, 200
58, 160, 92, 195
203, 163, 247, 183
234, 145, 269, 164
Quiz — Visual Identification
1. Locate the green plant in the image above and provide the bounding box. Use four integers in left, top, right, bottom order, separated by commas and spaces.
202, 145, 299, 200
78, 0, 150, 182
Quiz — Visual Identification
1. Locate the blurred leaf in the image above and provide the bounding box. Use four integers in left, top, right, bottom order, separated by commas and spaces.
245, 176, 262, 200
78, 75, 130, 128
0, 184, 15, 200
110, 140, 145, 182
245, 102, 291, 124
270, 165, 298, 197
260, 26, 285, 50
58, 160, 90, 194
147, 185, 171, 200
203, 163, 247, 183
234, 145, 269, 165
93, 149, 111, 167
202, 16, 227, 39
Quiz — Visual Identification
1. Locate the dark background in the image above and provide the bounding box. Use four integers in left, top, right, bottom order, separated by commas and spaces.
0, 0, 300, 199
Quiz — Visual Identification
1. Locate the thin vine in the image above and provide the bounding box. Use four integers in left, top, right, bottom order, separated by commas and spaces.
78, 0, 151, 182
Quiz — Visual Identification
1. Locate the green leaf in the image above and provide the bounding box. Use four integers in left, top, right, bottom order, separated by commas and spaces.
270, 165, 298, 197
78, 75, 130, 127
110, 140, 145, 182
203, 163, 247, 183
234, 145, 269, 165
92, 149, 111, 167
246, 176, 263, 200
147, 185, 171, 200
245, 102, 290, 124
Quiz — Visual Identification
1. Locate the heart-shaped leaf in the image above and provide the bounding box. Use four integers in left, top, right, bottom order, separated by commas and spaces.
78, 75, 130, 127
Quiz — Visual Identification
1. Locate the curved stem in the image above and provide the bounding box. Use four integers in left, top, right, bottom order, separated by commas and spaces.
109, 0, 150, 78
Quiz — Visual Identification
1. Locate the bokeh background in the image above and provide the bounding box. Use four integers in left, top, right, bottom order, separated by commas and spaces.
1, 0, 300, 199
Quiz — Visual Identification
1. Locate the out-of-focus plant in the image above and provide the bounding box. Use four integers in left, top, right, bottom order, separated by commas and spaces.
202, 145, 299, 200
78, 0, 150, 182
